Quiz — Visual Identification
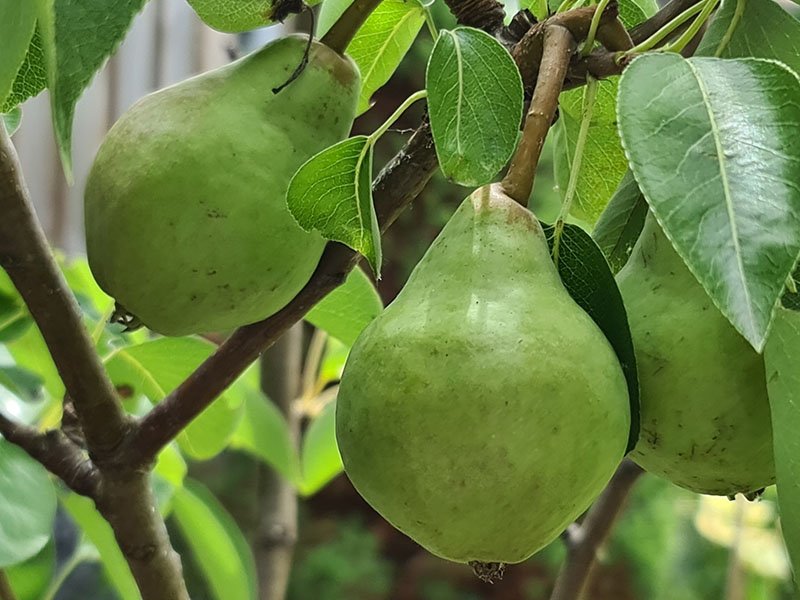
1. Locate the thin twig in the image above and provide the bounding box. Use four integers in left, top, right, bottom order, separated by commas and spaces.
0, 126, 131, 461
502, 25, 576, 204
549, 460, 644, 600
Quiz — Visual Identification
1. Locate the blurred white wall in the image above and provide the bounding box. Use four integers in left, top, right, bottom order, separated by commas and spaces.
11, 0, 283, 256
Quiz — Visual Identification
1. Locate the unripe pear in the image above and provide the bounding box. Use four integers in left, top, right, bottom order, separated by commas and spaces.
336, 184, 630, 565
85, 35, 360, 336
617, 212, 774, 495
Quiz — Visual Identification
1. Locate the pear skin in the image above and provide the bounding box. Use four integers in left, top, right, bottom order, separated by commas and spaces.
336, 183, 630, 564
85, 35, 359, 336
617, 212, 774, 495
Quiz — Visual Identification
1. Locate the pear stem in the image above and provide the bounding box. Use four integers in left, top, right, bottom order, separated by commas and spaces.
501, 25, 576, 206
320, 0, 385, 55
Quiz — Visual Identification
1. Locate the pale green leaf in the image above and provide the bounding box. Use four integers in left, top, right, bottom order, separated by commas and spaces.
104, 338, 246, 460
2, 107, 22, 135
299, 399, 343, 496
305, 267, 383, 346
618, 54, 800, 350
172, 480, 257, 600
426, 27, 523, 186
0, 441, 56, 567
287, 136, 381, 274
0, 1, 36, 107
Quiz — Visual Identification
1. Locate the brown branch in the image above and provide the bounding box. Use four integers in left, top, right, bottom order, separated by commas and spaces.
0, 570, 17, 600
0, 413, 99, 497
502, 25, 575, 204
0, 126, 131, 461
549, 460, 644, 600
320, 0, 385, 54
442, 0, 506, 32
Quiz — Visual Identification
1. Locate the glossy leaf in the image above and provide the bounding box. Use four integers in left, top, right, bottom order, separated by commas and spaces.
287, 136, 380, 274
592, 169, 648, 273
229, 391, 299, 483
299, 399, 343, 495
104, 338, 246, 460
305, 267, 383, 346
0, 1, 37, 107
618, 54, 800, 351
0, 441, 57, 566
172, 480, 257, 600
0, 27, 46, 113
764, 307, 800, 590
36, 0, 148, 176
555, 78, 628, 224
61, 493, 141, 600
543, 223, 639, 452
426, 27, 523, 186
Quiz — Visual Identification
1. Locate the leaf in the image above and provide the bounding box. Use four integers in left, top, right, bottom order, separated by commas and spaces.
592, 169, 648, 273
617, 54, 800, 351
699, 0, 800, 70
345, 0, 426, 115
60, 493, 141, 600
317, 0, 352, 36
426, 27, 524, 186
229, 391, 299, 483
543, 224, 640, 452
185, 0, 272, 32
0, 365, 43, 404
0, 28, 46, 113
0, 2, 37, 107
319, 337, 349, 385
617, 0, 657, 27
0, 440, 57, 566
554, 78, 629, 224
36, 0, 148, 177
7, 325, 63, 399
287, 136, 381, 274
764, 307, 800, 590
305, 267, 383, 346
172, 480, 258, 600
299, 398, 343, 495
2, 107, 22, 135
104, 338, 246, 460
5, 539, 55, 600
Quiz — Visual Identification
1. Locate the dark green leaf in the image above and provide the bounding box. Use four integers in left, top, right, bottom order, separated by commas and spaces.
592, 170, 648, 273
0, 440, 57, 567
618, 54, 800, 351
172, 480, 257, 600
764, 307, 800, 591
287, 136, 380, 274
305, 267, 383, 346
37, 0, 149, 176
0, 366, 43, 404
426, 27, 523, 186
0, 27, 46, 113
300, 399, 343, 495
543, 223, 640, 452
0, 3, 37, 108
104, 338, 246, 460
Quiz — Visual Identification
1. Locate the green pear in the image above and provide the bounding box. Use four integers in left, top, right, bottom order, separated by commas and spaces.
336, 183, 630, 565
617, 212, 774, 495
85, 35, 359, 336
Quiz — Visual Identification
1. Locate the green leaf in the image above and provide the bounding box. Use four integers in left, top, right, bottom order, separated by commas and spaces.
319, 337, 349, 385
0, 2, 37, 107
7, 325, 63, 399
317, 0, 351, 36
592, 170, 648, 273
185, 0, 272, 32
229, 391, 299, 483
104, 338, 246, 460
2, 107, 22, 135
426, 27, 524, 186
543, 224, 640, 453
0, 440, 57, 566
346, 0, 426, 114
60, 493, 141, 600
153, 443, 187, 490
5, 540, 55, 600
699, 0, 800, 70
554, 78, 628, 224
172, 480, 257, 600
764, 307, 800, 590
36, 0, 148, 177
0, 27, 46, 113
305, 267, 383, 346
287, 136, 381, 274
0, 365, 43, 404
299, 399, 343, 496
617, 54, 800, 351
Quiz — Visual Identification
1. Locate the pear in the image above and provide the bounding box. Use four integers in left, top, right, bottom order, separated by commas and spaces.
336, 183, 630, 565
617, 212, 774, 495
85, 35, 359, 336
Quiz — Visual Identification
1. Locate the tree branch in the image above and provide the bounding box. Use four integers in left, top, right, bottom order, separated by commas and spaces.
0, 413, 99, 497
0, 570, 17, 600
549, 460, 644, 600
0, 126, 131, 461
